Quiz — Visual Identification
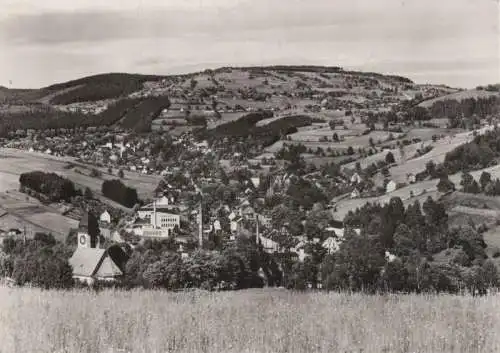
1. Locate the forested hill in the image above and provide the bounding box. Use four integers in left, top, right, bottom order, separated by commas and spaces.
0, 65, 497, 134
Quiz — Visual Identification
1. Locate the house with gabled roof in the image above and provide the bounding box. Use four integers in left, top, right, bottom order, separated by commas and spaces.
69, 212, 127, 285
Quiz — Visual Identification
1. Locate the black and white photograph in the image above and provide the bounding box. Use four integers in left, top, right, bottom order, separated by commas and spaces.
0, 0, 499, 352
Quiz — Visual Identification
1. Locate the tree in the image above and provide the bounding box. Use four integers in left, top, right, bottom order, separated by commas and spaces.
322, 233, 385, 292
393, 224, 419, 256
461, 172, 480, 194
347, 146, 354, 155
102, 179, 139, 208
485, 179, 500, 196
479, 171, 492, 191
385, 151, 395, 164
84, 187, 93, 199
437, 176, 455, 193
332, 133, 339, 142
12, 248, 73, 289
118, 169, 125, 179
143, 253, 187, 290
425, 160, 436, 177
90, 168, 102, 178
482, 260, 498, 289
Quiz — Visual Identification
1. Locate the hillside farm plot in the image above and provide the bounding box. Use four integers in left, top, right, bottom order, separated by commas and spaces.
289, 130, 404, 151
343, 139, 434, 171
0, 148, 160, 201
289, 125, 360, 142
0, 191, 78, 239
333, 160, 500, 221
25, 212, 78, 238
383, 129, 479, 184
403, 128, 454, 142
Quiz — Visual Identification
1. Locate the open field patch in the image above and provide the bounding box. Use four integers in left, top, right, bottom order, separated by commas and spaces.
0, 288, 498, 353
0, 148, 159, 201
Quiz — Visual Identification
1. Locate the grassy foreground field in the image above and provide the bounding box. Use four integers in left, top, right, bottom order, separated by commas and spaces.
1, 287, 499, 353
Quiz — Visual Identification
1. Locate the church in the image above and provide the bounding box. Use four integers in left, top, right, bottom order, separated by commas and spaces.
69, 212, 128, 285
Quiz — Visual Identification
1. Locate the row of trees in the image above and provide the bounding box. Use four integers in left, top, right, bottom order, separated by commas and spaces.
19, 171, 77, 202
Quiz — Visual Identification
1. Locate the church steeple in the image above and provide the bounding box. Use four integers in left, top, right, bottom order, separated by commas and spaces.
78, 211, 100, 248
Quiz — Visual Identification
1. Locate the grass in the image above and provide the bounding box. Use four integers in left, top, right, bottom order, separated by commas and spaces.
0, 287, 499, 353
0, 148, 160, 200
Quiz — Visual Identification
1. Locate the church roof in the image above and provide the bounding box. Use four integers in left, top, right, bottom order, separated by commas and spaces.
69, 248, 123, 278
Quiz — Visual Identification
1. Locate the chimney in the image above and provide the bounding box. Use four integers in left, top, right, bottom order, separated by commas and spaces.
153, 199, 157, 228
256, 214, 259, 245
198, 202, 203, 248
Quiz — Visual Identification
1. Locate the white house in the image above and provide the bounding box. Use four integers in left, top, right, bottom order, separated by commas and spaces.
250, 177, 261, 188
322, 237, 341, 254
155, 196, 171, 207
386, 180, 397, 193
230, 218, 244, 233
350, 172, 362, 184
259, 235, 280, 254
99, 210, 111, 224
385, 250, 397, 263
350, 188, 361, 199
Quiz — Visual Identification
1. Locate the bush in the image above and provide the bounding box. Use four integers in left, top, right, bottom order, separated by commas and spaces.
101, 179, 139, 208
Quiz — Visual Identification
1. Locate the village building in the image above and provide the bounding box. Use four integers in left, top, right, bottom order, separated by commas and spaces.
350, 172, 363, 184
99, 210, 111, 224
69, 212, 126, 285
258, 235, 280, 254
385, 180, 397, 193
350, 188, 361, 199
134, 198, 181, 238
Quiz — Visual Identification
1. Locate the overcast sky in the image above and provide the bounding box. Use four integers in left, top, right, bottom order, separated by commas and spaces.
0, 0, 498, 88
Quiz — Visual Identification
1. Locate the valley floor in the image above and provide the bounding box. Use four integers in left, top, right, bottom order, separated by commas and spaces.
0, 287, 499, 353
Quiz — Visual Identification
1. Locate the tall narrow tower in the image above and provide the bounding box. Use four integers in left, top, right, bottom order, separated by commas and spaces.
198, 201, 203, 248
152, 199, 157, 229
255, 214, 259, 245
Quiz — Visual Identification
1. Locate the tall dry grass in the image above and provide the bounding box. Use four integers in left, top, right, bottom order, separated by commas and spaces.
0, 287, 499, 353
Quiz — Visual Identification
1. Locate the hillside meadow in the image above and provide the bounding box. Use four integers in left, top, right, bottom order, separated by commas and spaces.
0, 287, 499, 353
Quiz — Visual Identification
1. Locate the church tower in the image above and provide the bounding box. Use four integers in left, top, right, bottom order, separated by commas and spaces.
77, 211, 100, 248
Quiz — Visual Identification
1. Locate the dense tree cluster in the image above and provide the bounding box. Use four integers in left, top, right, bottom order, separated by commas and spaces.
124, 237, 280, 290
428, 97, 500, 124
101, 179, 140, 208
0, 95, 171, 136
333, 197, 496, 294
19, 171, 77, 202
46, 73, 167, 105
120, 96, 170, 132
202, 112, 312, 151
442, 128, 500, 174
1, 234, 73, 289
